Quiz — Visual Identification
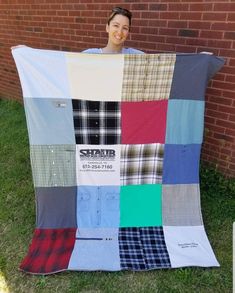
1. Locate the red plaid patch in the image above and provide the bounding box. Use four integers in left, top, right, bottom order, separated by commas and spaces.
20, 228, 76, 274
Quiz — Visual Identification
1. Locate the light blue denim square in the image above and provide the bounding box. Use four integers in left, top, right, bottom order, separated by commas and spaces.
77, 186, 120, 228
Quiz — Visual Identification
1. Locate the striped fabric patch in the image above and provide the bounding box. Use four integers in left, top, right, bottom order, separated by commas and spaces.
121, 54, 176, 101
30, 145, 76, 187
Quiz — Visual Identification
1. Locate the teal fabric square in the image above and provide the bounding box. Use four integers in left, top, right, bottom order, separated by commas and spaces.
165, 100, 205, 144
120, 184, 162, 227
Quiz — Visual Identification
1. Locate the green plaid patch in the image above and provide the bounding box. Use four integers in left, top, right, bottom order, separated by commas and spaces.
30, 145, 76, 187
122, 54, 176, 101
121, 144, 164, 185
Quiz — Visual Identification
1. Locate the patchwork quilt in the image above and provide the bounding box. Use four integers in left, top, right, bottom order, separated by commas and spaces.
12, 46, 224, 274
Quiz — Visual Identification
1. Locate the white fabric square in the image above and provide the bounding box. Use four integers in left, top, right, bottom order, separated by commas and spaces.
163, 226, 220, 268
76, 145, 120, 185
68, 228, 121, 271
12, 46, 70, 98
66, 53, 124, 101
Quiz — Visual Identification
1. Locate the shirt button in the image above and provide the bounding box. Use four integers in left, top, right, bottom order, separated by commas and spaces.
95, 121, 99, 125
95, 135, 98, 138
94, 109, 98, 112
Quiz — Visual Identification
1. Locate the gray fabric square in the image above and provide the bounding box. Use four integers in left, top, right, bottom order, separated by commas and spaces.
169, 54, 225, 100
162, 184, 203, 226
36, 186, 77, 228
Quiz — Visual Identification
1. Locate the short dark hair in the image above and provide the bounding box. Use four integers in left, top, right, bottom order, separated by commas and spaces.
107, 7, 132, 26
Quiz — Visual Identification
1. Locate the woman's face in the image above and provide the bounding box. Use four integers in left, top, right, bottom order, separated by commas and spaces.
106, 14, 130, 46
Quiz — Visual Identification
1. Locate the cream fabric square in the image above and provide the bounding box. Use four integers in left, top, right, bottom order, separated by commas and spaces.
66, 53, 124, 101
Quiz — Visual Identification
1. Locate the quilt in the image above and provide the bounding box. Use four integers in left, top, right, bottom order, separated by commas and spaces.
12, 46, 225, 274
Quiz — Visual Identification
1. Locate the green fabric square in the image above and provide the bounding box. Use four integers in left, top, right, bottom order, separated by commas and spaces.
120, 184, 162, 227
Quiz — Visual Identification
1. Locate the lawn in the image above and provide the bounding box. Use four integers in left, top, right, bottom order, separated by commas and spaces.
0, 98, 234, 293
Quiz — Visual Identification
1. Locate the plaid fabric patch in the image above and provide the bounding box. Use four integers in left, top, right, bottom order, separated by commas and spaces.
30, 145, 76, 187
121, 144, 164, 185
119, 227, 171, 270
122, 54, 176, 101
20, 228, 76, 274
72, 100, 121, 144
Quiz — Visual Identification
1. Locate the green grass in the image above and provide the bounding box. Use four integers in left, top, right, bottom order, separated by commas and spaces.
0, 98, 234, 293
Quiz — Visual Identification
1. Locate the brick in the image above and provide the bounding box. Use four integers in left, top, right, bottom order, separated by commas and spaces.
207, 39, 232, 49
212, 80, 235, 91
211, 22, 235, 31
166, 36, 185, 45
178, 29, 199, 38
159, 28, 178, 36
168, 4, 189, 11
202, 13, 227, 21
224, 32, 235, 40
148, 20, 167, 27
225, 75, 235, 83
168, 20, 188, 29
216, 119, 235, 129
200, 30, 223, 39
131, 3, 148, 10
180, 12, 202, 20
149, 4, 167, 11
207, 109, 229, 120
208, 95, 232, 106
190, 3, 213, 11
227, 13, 235, 21
213, 3, 235, 11
214, 133, 234, 143
160, 12, 180, 20
185, 38, 207, 47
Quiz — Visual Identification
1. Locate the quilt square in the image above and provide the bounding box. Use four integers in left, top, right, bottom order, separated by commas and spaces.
121, 101, 168, 144
30, 145, 76, 187
162, 144, 201, 184
20, 228, 76, 274
36, 187, 77, 228
162, 184, 203, 226
122, 54, 176, 101
165, 100, 205, 144
68, 228, 121, 271
24, 98, 75, 145
72, 100, 120, 144
163, 226, 220, 268
66, 52, 124, 101
76, 186, 120, 228
119, 227, 171, 270
12, 46, 70, 98
121, 143, 164, 185
170, 54, 224, 100
76, 145, 120, 185
120, 184, 162, 227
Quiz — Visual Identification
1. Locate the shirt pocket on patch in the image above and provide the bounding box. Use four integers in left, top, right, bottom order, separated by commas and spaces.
105, 192, 119, 211
77, 192, 90, 211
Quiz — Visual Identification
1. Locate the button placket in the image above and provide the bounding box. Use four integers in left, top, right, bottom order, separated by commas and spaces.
51, 146, 57, 186
96, 186, 102, 226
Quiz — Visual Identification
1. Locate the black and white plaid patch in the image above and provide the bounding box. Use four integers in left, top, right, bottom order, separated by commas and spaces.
121, 144, 164, 185
72, 100, 121, 144
119, 227, 171, 270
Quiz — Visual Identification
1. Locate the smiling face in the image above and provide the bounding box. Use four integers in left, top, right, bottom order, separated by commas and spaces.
106, 14, 130, 46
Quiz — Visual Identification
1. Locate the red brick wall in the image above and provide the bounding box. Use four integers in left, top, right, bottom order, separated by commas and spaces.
0, 1, 234, 177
